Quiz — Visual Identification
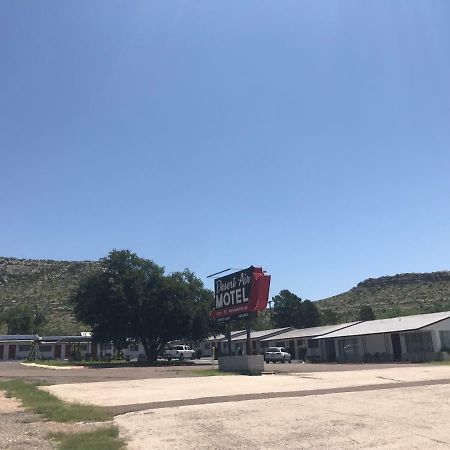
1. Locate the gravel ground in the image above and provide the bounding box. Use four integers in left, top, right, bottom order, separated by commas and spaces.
0, 391, 115, 450
0, 361, 414, 385
0, 392, 53, 450
115, 384, 450, 450
43, 365, 450, 407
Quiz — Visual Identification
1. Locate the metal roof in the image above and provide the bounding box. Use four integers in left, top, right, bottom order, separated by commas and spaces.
231, 327, 293, 342
206, 330, 247, 342
313, 311, 450, 339
260, 322, 360, 341
41, 336, 92, 343
0, 334, 93, 343
0, 334, 39, 342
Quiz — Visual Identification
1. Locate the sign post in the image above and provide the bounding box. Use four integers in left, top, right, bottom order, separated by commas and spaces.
210, 266, 271, 373
246, 323, 252, 355
227, 323, 232, 356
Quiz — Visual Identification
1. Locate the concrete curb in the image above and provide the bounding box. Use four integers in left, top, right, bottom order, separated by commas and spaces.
21, 362, 85, 370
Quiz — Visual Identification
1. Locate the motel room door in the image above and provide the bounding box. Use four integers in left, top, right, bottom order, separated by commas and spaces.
391, 333, 402, 361
288, 341, 295, 359
0, 345, 3, 360
8, 344, 16, 360
54, 345, 61, 359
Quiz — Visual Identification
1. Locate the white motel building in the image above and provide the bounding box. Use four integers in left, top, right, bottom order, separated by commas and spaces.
1, 310, 450, 363
200, 310, 450, 363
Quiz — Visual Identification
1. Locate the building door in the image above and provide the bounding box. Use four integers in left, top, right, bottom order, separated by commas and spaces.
54, 345, 61, 359
0, 345, 4, 360
391, 333, 402, 361
288, 341, 295, 358
8, 345, 16, 360
91, 342, 97, 359
325, 339, 336, 361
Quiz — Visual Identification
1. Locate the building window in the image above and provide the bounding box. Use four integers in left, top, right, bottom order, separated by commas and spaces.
440, 331, 450, 350
275, 341, 284, 347
39, 346, 52, 353
297, 340, 304, 347
128, 344, 139, 352
103, 343, 112, 350
18, 345, 31, 352
204, 343, 211, 350
405, 332, 433, 353
307, 339, 319, 349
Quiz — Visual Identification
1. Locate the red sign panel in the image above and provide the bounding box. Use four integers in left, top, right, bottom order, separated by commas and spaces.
210, 266, 271, 320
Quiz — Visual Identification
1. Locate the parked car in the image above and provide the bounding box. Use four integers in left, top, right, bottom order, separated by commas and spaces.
164, 345, 195, 361
264, 347, 291, 363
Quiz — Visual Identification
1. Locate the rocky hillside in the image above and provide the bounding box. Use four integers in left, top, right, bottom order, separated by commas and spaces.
0, 257, 101, 335
2, 256, 450, 333
316, 271, 450, 321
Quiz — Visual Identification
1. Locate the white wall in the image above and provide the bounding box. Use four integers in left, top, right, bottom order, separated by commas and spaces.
422, 317, 450, 352
363, 334, 390, 355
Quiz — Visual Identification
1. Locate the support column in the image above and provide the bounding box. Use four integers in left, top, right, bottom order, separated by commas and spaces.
246, 323, 252, 355
227, 323, 232, 356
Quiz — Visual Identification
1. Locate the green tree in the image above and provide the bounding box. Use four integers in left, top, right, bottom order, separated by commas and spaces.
320, 308, 339, 325
71, 250, 214, 361
252, 309, 272, 331
0, 305, 46, 334
358, 305, 376, 321
301, 300, 321, 327
272, 290, 321, 328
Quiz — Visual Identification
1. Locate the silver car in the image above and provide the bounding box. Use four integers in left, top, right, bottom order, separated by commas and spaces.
264, 346, 291, 363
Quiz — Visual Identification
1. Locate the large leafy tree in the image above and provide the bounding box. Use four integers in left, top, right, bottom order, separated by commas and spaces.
358, 305, 376, 321
71, 250, 214, 361
0, 304, 46, 334
272, 290, 321, 328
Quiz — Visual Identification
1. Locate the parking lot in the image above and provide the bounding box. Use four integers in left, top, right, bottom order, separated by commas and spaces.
0, 360, 412, 384
39, 363, 450, 449
3, 361, 450, 448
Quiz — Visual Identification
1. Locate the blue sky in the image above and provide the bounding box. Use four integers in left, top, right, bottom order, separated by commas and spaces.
1, 1, 449, 300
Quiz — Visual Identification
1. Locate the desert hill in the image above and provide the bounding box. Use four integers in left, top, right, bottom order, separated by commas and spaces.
1, 257, 450, 333
316, 271, 450, 321
0, 257, 101, 334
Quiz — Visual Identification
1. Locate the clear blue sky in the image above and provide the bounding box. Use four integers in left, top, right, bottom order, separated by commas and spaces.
1, 1, 449, 300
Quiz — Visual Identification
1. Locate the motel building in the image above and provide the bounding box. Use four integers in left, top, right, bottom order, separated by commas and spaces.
199, 329, 294, 357
1, 311, 450, 363
199, 330, 247, 357
260, 322, 360, 361
0, 334, 114, 361
201, 310, 450, 363
228, 327, 293, 355
314, 311, 450, 363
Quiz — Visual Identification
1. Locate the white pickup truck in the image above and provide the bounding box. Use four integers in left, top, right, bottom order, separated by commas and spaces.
164, 345, 196, 361
264, 346, 292, 363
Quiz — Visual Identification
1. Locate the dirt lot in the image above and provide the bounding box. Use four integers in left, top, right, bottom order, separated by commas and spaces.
0, 391, 54, 450
43, 365, 450, 449
0, 361, 415, 384
116, 384, 450, 449
43, 365, 450, 408
3, 362, 450, 449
